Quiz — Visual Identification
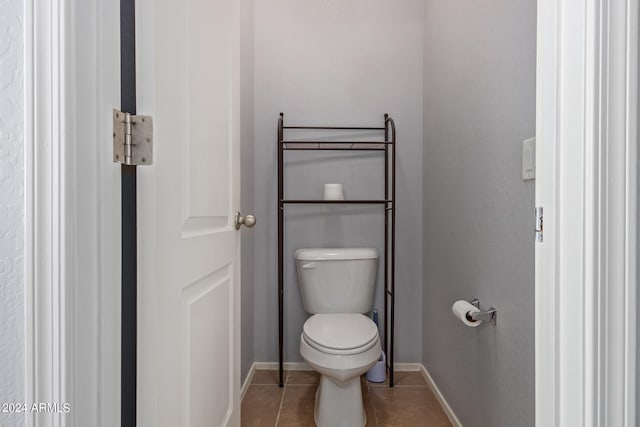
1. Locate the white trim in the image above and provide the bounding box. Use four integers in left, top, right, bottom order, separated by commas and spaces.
600, 2, 638, 424
25, 0, 120, 425
251, 361, 423, 373
252, 361, 428, 372
24, 0, 69, 425
241, 363, 257, 401
64, 0, 121, 425
391, 363, 421, 372
96, 0, 121, 424
534, 1, 559, 423
419, 365, 462, 427
536, 0, 638, 425
623, 5, 639, 424
253, 362, 313, 371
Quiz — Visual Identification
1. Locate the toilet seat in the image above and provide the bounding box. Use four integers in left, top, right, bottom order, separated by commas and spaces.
302, 313, 379, 356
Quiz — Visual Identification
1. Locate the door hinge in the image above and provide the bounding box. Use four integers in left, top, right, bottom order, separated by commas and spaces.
534, 206, 543, 242
113, 108, 153, 165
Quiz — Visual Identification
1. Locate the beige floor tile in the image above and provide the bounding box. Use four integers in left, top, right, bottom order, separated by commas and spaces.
286, 370, 320, 385
252, 369, 287, 385
241, 385, 284, 427
242, 373, 451, 427
369, 387, 452, 427
362, 381, 379, 426
277, 384, 317, 427
367, 371, 428, 387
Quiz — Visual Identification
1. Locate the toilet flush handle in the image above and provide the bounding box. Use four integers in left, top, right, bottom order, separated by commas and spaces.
301, 263, 316, 269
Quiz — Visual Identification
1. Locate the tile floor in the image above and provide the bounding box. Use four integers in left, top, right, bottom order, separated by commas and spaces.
241, 370, 452, 426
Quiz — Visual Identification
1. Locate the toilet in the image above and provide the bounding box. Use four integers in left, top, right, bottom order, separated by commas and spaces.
295, 248, 382, 427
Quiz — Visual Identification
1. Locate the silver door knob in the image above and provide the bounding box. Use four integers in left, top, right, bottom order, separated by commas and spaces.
235, 211, 256, 230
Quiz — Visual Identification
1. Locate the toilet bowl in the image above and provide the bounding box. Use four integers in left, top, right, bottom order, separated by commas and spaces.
295, 248, 380, 427
300, 313, 382, 427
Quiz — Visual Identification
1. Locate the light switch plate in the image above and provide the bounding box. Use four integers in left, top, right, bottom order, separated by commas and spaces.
522, 137, 536, 181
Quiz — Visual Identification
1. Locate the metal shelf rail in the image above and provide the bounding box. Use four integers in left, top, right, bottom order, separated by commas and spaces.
277, 112, 396, 387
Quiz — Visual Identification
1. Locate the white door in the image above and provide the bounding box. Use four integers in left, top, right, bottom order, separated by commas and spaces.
135, 0, 242, 426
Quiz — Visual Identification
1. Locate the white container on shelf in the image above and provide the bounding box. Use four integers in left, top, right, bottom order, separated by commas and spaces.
323, 183, 344, 200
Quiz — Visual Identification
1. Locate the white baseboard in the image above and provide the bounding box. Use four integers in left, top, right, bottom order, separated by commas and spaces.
252, 361, 422, 372
392, 363, 422, 372
241, 363, 257, 401
254, 361, 313, 371
419, 365, 462, 427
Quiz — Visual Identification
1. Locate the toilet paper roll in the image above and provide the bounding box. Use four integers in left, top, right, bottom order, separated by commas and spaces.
452, 300, 482, 327
323, 183, 344, 200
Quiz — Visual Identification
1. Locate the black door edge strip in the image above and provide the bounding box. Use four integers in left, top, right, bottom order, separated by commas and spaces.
120, 0, 137, 426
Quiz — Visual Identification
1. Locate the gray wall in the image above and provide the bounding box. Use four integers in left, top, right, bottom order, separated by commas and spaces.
241, 0, 256, 384
422, 1, 536, 426
253, 0, 424, 364
0, 1, 25, 426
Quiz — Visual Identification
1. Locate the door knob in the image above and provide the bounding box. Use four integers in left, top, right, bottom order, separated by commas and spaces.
235, 211, 256, 230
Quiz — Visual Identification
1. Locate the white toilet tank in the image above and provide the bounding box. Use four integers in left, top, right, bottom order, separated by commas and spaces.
295, 248, 378, 314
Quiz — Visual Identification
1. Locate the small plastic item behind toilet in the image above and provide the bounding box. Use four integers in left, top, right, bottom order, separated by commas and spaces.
366, 351, 386, 383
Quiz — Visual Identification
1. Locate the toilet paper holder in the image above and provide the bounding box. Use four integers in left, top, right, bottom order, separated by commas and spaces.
468, 299, 497, 326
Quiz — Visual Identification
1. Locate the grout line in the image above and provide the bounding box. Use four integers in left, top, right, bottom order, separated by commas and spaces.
365, 376, 380, 426
273, 370, 289, 426
244, 371, 442, 427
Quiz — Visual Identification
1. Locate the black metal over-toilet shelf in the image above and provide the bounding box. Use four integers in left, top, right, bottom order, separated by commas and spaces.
277, 112, 397, 387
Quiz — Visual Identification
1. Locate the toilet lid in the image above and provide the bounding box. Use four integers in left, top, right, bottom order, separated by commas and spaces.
302, 313, 379, 351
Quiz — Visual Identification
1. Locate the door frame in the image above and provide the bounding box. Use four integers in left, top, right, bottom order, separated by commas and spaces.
535, 0, 638, 425
24, 0, 69, 424
24, 0, 638, 426
25, 0, 121, 425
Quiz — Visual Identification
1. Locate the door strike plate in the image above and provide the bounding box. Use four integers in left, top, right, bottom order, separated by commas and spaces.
113, 108, 153, 166
535, 206, 543, 242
